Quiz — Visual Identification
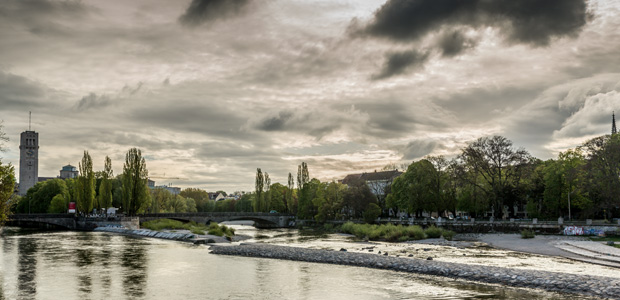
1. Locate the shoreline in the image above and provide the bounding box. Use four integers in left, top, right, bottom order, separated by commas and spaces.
210, 242, 620, 299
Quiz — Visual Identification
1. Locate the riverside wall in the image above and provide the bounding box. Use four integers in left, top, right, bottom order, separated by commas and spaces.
210, 243, 620, 299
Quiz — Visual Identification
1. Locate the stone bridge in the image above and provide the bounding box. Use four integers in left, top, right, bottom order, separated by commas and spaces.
140, 212, 296, 228
7, 214, 140, 230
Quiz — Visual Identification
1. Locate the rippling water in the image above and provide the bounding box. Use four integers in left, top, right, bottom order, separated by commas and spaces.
0, 227, 593, 299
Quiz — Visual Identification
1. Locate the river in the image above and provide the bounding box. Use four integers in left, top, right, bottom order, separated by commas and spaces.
0, 227, 598, 299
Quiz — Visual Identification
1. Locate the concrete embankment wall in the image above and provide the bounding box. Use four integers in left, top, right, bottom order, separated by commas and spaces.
210, 243, 620, 299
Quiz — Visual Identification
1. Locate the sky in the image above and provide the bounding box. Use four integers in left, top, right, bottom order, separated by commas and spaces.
1, 0, 620, 192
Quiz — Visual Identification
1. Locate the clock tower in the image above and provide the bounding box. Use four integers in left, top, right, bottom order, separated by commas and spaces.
19, 130, 39, 195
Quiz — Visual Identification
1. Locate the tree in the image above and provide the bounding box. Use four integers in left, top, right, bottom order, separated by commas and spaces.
264, 172, 271, 211
76, 151, 95, 214
268, 182, 287, 213
343, 177, 375, 218
287, 172, 295, 213
122, 148, 151, 215
180, 188, 209, 211
314, 181, 346, 221
48, 194, 67, 213
296, 162, 313, 219
458, 136, 531, 219
254, 168, 264, 212
16, 179, 69, 214
99, 156, 114, 215
1, 121, 15, 222
388, 160, 436, 217
580, 134, 620, 219
0, 161, 16, 224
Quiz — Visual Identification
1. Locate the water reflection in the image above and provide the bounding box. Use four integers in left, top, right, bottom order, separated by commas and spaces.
17, 237, 37, 299
121, 237, 148, 299
0, 228, 595, 300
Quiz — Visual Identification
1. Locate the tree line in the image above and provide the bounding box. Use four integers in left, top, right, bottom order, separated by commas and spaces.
4, 130, 620, 221
13, 148, 151, 216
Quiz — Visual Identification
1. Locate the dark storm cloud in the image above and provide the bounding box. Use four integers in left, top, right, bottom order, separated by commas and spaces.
437, 29, 477, 57
178, 0, 250, 27
361, 0, 589, 46
356, 0, 589, 78
401, 140, 437, 160
75, 93, 112, 111
257, 111, 294, 131
0, 71, 55, 110
0, 0, 89, 36
372, 49, 429, 80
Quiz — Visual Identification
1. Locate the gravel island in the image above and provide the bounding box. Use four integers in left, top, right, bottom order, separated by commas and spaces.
210, 243, 620, 299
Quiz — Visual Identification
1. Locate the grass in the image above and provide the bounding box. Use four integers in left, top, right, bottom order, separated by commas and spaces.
141, 219, 234, 237
521, 229, 535, 239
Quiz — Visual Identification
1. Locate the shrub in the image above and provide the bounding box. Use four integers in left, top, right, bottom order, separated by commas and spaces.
425, 226, 442, 238
521, 229, 535, 239
405, 226, 426, 240
442, 230, 455, 241
339, 222, 426, 242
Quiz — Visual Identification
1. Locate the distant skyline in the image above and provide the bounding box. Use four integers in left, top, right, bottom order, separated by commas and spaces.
1, 0, 620, 192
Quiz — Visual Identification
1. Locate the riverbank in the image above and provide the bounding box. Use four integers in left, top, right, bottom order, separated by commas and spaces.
210, 243, 620, 299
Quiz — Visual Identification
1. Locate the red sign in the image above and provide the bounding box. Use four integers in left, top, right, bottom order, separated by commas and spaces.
68, 202, 76, 213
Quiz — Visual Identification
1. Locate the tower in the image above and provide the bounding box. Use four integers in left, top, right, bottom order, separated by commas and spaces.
613, 112, 617, 135
19, 121, 39, 195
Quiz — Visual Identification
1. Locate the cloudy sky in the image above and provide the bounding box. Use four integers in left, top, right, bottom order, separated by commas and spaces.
1, 0, 620, 192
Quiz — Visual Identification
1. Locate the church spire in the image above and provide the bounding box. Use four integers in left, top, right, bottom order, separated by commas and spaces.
613, 111, 617, 135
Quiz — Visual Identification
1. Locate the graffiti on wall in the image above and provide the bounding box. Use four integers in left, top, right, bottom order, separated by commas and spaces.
563, 226, 608, 236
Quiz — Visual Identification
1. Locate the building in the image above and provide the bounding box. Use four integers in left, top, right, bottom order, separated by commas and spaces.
59, 164, 79, 179
340, 169, 403, 196
18, 130, 39, 195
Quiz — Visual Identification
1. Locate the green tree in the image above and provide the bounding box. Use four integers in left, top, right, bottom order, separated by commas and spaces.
296, 162, 313, 219
48, 194, 68, 213
122, 148, 151, 215
268, 182, 287, 213
99, 156, 114, 215
0, 161, 16, 224
287, 172, 295, 213
0, 122, 15, 223
580, 134, 620, 219
363, 203, 382, 223
254, 168, 264, 212
16, 179, 69, 214
314, 181, 345, 221
180, 188, 209, 211
343, 177, 375, 218
76, 151, 95, 214
264, 172, 271, 212
458, 136, 531, 219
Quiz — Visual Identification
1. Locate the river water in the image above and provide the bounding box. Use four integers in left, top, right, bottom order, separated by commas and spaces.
0, 227, 598, 300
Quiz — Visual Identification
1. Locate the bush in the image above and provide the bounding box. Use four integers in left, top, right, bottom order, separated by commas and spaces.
425, 226, 442, 238
339, 222, 426, 242
442, 230, 455, 241
521, 229, 535, 239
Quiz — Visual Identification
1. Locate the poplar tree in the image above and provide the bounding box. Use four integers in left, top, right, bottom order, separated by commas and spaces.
77, 151, 95, 214
122, 148, 150, 215
254, 168, 264, 212
287, 172, 294, 213
99, 156, 114, 215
